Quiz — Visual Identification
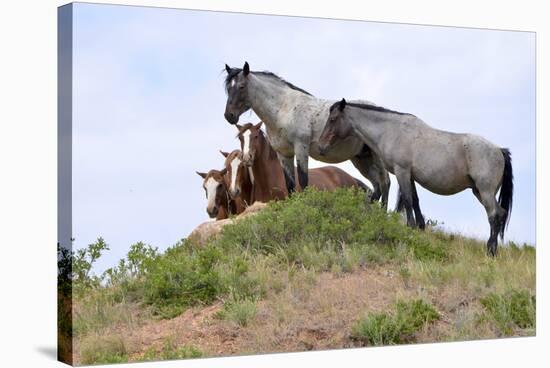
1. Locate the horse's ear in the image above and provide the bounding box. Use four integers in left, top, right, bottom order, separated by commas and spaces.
254, 121, 263, 130
338, 98, 347, 111
243, 61, 250, 76
196, 171, 207, 179
220, 168, 228, 175
225, 64, 231, 74
219, 150, 230, 158
235, 123, 243, 132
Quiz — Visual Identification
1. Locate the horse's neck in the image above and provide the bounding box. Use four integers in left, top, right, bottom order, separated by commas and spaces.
216, 204, 228, 220
240, 167, 254, 205
251, 134, 286, 198
232, 197, 245, 214
248, 75, 302, 127
349, 109, 407, 152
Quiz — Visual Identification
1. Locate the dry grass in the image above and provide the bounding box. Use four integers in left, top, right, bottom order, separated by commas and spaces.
73, 243, 535, 364
70, 190, 535, 364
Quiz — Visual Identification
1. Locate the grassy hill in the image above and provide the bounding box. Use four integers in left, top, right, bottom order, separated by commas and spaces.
60, 188, 535, 365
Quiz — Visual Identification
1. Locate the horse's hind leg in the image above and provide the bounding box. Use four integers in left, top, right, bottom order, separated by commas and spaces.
394, 167, 416, 228
411, 180, 425, 230
474, 188, 505, 257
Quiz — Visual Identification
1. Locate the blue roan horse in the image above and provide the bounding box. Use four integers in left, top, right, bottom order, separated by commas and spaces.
319, 98, 513, 257
223, 62, 392, 209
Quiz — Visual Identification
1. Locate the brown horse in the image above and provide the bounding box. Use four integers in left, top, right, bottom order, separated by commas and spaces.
196, 169, 243, 220
236, 122, 371, 202
219, 149, 254, 207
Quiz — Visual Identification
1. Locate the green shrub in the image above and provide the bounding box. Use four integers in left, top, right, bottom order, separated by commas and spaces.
217, 299, 258, 327
216, 188, 449, 265
218, 255, 266, 302
103, 241, 158, 287
68, 237, 110, 295
216, 187, 371, 254
351, 313, 402, 345
74, 189, 452, 322
161, 344, 202, 360
138, 340, 202, 362
480, 290, 536, 335
80, 335, 128, 365
142, 244, 225, 318
395, 299, 440, 336
351, 299, 439, 345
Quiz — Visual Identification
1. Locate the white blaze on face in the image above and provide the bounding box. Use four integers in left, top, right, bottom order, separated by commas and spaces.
242, 130, 252, 159
230, 156, 241, 193
205, 177, 219, 212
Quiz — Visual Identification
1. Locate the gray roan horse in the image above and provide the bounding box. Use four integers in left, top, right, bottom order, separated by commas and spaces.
319, 98, 513, 257
223, 62, 391, 209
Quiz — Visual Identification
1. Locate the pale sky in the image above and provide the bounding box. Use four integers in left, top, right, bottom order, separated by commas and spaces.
71, 3, 536, 273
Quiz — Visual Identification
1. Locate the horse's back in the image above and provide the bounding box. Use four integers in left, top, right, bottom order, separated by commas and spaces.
307, 166, 359, 190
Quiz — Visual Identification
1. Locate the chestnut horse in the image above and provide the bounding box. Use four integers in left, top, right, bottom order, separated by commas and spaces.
236, 122, 371, 202
196, 168, 246, 220
220, 149, 254, 206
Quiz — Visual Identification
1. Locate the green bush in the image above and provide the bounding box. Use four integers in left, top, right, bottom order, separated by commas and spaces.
218, 188, 371, 253
351, 313, 402, 346
103, 242, 158, 287
142, 244, 225, 318
351, 299, 439, 345
64, 237, 110, 295
216, 299, 258, 327
139, 339, 203, 362
218, 255, 260, 299
216, 188, 448, 264
75, 189, 451, 321
395, 299, 440, 336
80, 335, 128, 365
480, 290, 536, 335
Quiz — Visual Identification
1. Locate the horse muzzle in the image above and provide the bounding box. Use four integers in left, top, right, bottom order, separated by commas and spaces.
242, 154, 253, 166
207, 206, 218, 218
224, 111, 239, 125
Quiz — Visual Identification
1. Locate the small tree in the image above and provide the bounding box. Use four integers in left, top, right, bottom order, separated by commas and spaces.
127, 242, 158, 277
102, 241, 158, 287
72, 237, 110, 293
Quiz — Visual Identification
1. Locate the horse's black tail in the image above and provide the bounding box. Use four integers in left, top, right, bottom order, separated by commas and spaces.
498, 148, 514, 239
394, 188, 405, 212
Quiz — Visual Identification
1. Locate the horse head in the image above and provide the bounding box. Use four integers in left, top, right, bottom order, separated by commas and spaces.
319, 98, 352, 156
224, 62, 251, 124
196, 169, 228, 218
236, 122, 263, 166
220, 149, 247, 199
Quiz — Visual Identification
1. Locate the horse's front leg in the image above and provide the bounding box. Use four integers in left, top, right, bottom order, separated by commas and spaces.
277, 153, 296, 196
350, 146, 390, 210
295, 143, 309, 190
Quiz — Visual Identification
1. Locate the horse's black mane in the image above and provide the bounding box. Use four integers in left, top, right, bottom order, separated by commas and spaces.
330, 101, 415, 117
224, 68, 312, 96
